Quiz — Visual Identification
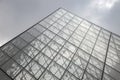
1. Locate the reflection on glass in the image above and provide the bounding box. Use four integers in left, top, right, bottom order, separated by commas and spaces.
26, 61, 44, 79
20, 32, 35, 42
13, 51, 31, 67
1, 43, 19, 57
1, 8, 120, 80
0, 50, 10, 65
1, 59, 22, 78
23, 45, 39, 58
40, 71, 58, 80
62, 71, 79, 80
48, 62, 65, 79
54, 54, 70, 69
35, 52, 51, 68
15, 70, 35, 80
104, 65, 120, 80
0, 70, 12, 80
68, 62, 83, 79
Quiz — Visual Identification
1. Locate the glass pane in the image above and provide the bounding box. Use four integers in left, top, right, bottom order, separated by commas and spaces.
53, 36, 65, 46
0, 70, 12, 80
64, 14, 72, 20
48, 62, 65, 79
64, 42, 76, 53
57, 20, 66, 26
83, 72, 98, 80
69, 37, 80, 47
62, 71, 79, 80
92, 50, 105, 62
34, 24, 46, 33
35, 53, 51, 68
20, 32, 35, 42
23, 45, 39, 58
27, 28, 41, 37
39, 21, 51, 28
40, 71, 58, 80
1, 43, 19, 57
54, 54, 70, 69
87, 31, 97, 38
66, 24, 76, 31
50, 16, 58, 22
68, 62, 83, 79
77, 49, 90, 61
94, 45, 106, 55
53, 23, 63, 30
72, 17, 81, 24
43, 30, 55, 39
96, 40, 107, 49
48, 41, 62, 52
85, 34, 96, 43
99, 31, 110, 40
12, 37, 27, 49
62, 28, 73, 36
69, 21, 78, 27
89, 57, 104, 70
74, 16, 82, 23
31, 39, 45, 50
72, 55, 87, 69
37, 34, 51, 44
26, 61, 44, 79
72, 33, 83, 42
103, 73, 115, 80
80, 20, 91, 29
106, 58, 120, 72
15, 70, 35, 80
0, 50, 10, 66
80, 44, 92, 54
59, 48, 74, 60
60, 16, 69, 23
1, 59, 22, 78
48, 26, 60, 34
53, 13, 61, 18
86, 64, 102, 79
82, 39, 94, 48
42, 46, 57, 59
13, 51, 31, 67
44, 18, 54, 25
58, 31, 69, 40
104, 65, 120, 80
77, 26, 88, 34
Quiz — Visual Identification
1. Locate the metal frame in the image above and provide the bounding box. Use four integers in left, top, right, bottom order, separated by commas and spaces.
0, 8, 120, 80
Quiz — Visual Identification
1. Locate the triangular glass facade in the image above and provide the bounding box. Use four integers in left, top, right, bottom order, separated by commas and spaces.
0, 8, 120, 80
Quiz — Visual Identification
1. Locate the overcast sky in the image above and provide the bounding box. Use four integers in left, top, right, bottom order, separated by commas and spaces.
0, 0, 120, 46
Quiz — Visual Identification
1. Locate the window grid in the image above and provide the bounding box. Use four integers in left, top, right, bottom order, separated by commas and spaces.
0, 8, 120, 80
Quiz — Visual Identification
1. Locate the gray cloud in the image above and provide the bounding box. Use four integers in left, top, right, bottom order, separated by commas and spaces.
0, 0, 120, 46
